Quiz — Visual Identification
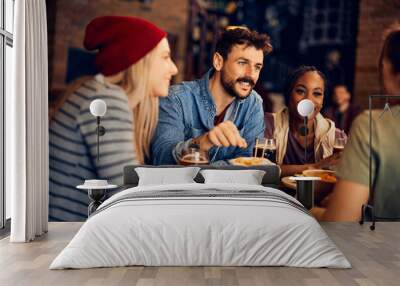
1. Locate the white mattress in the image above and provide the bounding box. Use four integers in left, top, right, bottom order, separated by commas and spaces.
50, 183, 350, 269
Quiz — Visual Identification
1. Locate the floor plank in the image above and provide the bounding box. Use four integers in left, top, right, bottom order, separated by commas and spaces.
0, 222, 399, 286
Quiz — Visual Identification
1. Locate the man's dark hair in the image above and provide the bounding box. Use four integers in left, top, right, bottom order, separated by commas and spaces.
215, 27, 273, 59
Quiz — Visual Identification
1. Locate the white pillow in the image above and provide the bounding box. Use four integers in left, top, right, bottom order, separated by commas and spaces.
200, 169, 265, 185
135, 167, 200, 186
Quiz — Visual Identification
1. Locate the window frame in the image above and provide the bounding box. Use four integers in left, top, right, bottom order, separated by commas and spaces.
1, 0, 14, 230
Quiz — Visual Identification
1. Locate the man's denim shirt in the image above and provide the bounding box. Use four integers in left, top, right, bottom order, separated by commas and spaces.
151, 69, 265, 165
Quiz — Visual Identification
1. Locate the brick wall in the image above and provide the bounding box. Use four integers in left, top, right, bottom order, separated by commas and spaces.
48, 0, 399, 106
47, 0, 188, 94
353, 0, 400, 107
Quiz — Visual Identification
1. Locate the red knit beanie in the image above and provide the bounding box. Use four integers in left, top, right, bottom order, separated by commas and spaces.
84, 16, 166, 76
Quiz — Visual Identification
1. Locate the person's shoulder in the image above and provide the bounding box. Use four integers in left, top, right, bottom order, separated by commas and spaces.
71, 76, 130, 120
85, 75, 120, 92
159, 80, 198, 110
77, 76, 128, 102
264, 111, 274, 121
248, 89, 263, 104
168, 79, 201, 99
240, 90, 263, 114
347, 110, 370, 139
264, 112, 275, 127
352, 109, 380, 129
321, 114, 335, 126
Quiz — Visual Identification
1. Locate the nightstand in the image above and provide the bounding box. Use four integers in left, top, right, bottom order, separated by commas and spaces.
77, 180, 118, 216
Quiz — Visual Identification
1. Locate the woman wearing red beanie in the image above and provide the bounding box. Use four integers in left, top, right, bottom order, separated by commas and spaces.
49, 16, 178, 221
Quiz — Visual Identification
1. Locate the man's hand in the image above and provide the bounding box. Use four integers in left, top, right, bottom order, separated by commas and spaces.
193, 121, 247, 152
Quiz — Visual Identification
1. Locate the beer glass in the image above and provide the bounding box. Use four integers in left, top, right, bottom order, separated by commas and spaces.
264, 138, 277, 163
253, 138, 277, 163
333, 131, 347, 154
179, 147, 209, 165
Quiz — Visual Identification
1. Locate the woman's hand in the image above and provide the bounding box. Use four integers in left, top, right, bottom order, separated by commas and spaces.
280, 150, 341, 177
311, 152, 342, 170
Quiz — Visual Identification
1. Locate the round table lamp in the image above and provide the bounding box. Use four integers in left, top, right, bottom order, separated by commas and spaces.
90, 99, 107, 161
297, 99, 315, 162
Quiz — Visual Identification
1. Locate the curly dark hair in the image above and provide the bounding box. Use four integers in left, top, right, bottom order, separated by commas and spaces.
215, 27, 273, 59
283, 65, 327, 105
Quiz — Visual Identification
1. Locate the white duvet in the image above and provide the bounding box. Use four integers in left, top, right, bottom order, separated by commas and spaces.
50, 183, 350, 269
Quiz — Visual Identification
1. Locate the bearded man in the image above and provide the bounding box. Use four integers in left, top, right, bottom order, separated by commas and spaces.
151, 27, 273, 165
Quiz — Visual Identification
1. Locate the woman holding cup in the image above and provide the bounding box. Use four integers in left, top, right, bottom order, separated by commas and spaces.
264, 65, 346, 177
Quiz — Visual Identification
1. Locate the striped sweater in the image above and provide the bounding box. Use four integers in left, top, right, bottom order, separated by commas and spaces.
49, 74, 137, 221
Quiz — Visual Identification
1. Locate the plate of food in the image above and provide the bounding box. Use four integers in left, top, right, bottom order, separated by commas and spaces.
302, 169, 337, 183
281, 176, 297, 190
302, 169, 337, 205
229, 156, 274, 166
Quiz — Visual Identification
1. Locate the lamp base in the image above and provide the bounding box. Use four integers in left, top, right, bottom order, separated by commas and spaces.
87, 188, 107, 216
296, 180, 314, 210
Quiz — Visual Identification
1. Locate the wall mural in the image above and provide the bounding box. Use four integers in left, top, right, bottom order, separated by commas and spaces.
46, 0, 400, 225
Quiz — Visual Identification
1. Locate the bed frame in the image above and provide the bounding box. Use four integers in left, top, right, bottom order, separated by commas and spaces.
122, 164, 281, 189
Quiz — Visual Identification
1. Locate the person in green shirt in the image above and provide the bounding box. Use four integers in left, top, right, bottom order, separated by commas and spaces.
312, 22, 400, 221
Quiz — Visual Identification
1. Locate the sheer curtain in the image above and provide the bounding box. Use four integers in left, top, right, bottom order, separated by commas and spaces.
7, 0, 48, 242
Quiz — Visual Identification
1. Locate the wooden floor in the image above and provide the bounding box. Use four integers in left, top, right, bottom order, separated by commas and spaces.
0, 222, 399, 286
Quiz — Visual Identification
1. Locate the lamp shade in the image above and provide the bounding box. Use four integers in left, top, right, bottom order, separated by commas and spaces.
297, 99, 315, 117
90, 99, 107, 117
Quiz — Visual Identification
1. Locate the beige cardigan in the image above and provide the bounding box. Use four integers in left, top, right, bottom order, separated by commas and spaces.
271, 108, 336, 164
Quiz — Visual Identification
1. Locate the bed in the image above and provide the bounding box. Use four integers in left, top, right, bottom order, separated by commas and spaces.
50, 165, 350, 269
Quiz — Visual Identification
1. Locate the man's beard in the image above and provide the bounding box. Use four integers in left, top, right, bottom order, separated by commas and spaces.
220, 70, 255, 100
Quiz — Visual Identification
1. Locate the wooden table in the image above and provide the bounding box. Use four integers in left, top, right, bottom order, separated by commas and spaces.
1, 222, 399, 286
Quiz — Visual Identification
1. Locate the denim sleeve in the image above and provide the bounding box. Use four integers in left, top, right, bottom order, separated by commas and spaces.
151, 92, 186, 165
232, 100, 265, 159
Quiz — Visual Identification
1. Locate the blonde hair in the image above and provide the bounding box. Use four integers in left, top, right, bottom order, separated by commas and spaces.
50, 46, 160, 164
121, 49, 159, 164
